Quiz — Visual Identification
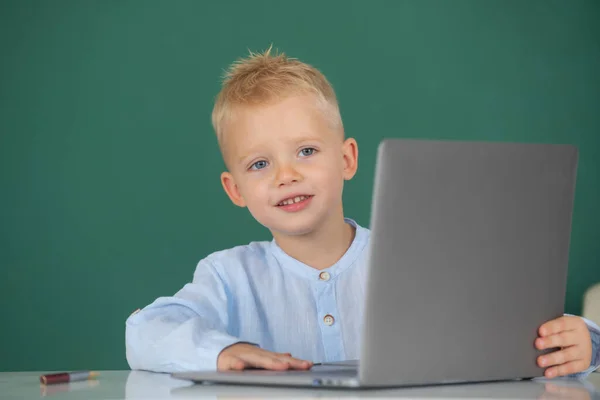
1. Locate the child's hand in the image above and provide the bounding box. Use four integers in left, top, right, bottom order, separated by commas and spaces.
217, 343, 313, 371
535, 316, 592, 378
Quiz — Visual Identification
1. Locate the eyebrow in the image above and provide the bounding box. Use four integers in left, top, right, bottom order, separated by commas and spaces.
238, 151, 259, 165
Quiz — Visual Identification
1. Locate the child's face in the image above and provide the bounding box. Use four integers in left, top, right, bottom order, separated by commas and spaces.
220, 94, 358, 237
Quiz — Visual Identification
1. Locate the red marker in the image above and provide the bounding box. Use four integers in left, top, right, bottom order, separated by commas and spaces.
40, 371, 99, 385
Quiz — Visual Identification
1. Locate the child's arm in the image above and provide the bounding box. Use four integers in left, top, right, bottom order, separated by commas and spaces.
124, 258, 313, 373
125, 259, 242, 373
535, 315, 600, 379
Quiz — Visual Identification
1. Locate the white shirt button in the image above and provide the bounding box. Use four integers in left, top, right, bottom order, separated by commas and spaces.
319, 271, 331, 281
323, 314, 335, 326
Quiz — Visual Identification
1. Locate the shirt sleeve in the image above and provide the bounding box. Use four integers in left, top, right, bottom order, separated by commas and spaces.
125, 258, 245, 373
565, 315, 600, 379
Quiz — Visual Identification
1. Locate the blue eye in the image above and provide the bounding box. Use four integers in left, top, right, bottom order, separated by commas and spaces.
299, 148, 316, 157
250, 160, 268, 170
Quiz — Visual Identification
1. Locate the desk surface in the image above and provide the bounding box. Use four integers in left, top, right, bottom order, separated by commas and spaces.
1, 371, 599, 399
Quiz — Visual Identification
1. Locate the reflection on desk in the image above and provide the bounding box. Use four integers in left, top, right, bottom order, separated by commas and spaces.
0, 370, 597, 399
40, 379, 100, 397
125, 370, 600, 400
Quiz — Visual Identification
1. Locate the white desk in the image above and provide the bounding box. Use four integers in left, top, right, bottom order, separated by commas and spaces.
1, 370, 598, 399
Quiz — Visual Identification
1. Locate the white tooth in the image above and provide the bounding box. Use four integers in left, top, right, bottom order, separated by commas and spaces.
280, 196, 311, 206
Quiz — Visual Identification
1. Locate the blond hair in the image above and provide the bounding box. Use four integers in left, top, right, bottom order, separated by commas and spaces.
211, 46, 343, 147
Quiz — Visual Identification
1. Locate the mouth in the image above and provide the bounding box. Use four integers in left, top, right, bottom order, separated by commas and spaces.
276, 195, 314, 207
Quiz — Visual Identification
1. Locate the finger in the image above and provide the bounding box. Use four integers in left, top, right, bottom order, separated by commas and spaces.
543, 360, 588, 378
229, 356, 246, 371
237, 351, 292, 370
538, 346, 581, 368
539, 316, 578, 337
535, 330, 580, 350
276, 355, 313, 370
217, 354, 245, 371
271, 351, 311, 369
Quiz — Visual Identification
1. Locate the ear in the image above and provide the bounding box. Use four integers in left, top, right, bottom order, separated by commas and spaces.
221, 171, 246, 207
341, 138, 358, 180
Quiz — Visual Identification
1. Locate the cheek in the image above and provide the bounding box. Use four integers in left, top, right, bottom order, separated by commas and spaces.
326, 156, 346, 177
239, 177, 270, 203
314, 161, 345, 193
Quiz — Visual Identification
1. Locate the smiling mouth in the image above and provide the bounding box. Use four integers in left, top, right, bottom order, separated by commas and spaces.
276, 195, 313, 206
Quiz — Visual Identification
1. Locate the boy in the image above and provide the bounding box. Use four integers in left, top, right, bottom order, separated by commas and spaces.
126, 47, 600, 379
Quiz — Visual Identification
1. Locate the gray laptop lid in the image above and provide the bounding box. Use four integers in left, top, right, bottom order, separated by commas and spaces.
360, 139, 578, 386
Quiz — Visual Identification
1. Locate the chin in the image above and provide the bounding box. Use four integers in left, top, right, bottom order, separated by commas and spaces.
271, 223, 317, 237
263, 217, 322, 237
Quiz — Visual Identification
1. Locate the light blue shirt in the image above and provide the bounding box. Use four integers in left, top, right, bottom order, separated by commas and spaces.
125, 219, 600, 378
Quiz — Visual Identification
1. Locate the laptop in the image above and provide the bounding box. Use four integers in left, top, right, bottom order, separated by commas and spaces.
173, 138, 578, 388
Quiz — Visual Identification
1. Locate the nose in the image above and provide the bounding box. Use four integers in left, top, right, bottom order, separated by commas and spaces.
274, 162, 303, 187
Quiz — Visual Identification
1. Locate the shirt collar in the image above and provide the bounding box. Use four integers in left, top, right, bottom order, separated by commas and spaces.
269, 218, 369, 281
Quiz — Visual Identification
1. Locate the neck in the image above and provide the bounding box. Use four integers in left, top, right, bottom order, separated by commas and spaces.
272, 208, 356, 270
